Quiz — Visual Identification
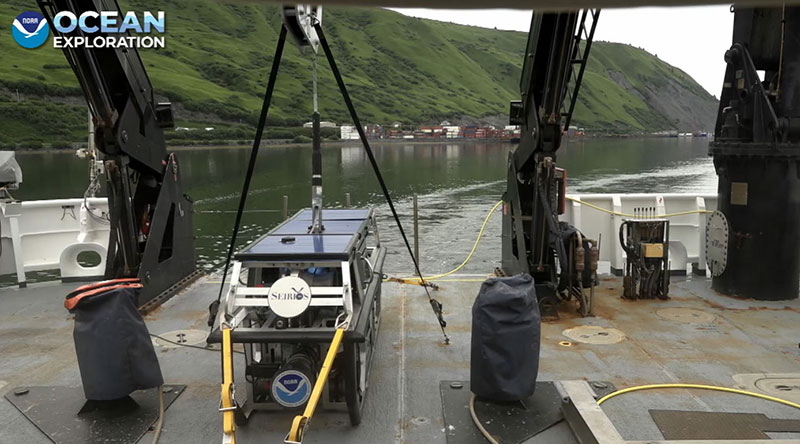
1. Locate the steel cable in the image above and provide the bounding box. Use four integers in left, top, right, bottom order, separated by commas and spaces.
315, 23, 449, 343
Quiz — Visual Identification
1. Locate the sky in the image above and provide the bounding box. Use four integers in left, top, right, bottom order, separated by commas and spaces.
389, 6, 733, 97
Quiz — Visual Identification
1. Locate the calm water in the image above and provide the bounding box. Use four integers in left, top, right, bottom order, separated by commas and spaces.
14, 138, 715, 275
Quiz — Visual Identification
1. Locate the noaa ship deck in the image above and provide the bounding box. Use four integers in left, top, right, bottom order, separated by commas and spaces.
2, 273, 800, 443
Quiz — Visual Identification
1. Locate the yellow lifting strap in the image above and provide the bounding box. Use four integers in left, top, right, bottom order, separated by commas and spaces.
220, 326, 237, 444
285, 324, 347, 444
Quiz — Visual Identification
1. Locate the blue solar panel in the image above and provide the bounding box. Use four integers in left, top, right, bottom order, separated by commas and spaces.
235, 208, 370, 261
237, 234, 353, 259
293, 209, 370, 221
272, 219, 365, 236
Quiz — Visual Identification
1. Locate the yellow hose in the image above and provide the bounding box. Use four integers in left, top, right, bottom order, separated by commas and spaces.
391, 200, 503, 284
388, 196, 711, 288
597, 383, 800, 410
566, 196, 713, 218
469, 393, 499, 444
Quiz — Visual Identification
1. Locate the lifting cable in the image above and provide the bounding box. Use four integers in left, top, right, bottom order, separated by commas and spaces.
209, 26, 287, 329
315, 23, 449, 344
208, 22, 449, 342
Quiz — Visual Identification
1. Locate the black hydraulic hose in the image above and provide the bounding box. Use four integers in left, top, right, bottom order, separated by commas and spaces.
315, 23, 449, 343
211, 26, 288, 324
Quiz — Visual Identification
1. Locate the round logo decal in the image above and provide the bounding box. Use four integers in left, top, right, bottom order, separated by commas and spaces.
271, 369, 311, 408
12, 11, 49, 49
268, 276, 312, 318
706, 210, 729, 277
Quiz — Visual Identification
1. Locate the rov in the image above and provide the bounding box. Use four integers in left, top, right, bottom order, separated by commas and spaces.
52, 10, 164, 34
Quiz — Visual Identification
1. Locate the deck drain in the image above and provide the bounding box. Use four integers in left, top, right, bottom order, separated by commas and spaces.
733, 374, 800, 403
756, 378, 800, 397
656, 307, 715, 324
412, 416, 430, 425
152, 329, 208, 348
562, 326, 625, 344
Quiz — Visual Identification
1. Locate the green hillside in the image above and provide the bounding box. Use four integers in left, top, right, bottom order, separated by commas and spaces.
0, 1, 717, 146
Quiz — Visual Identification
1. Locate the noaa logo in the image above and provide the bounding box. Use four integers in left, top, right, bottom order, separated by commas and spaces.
268, 276, 311, 318
271, 370, 311, 408
12, 11, 49, 49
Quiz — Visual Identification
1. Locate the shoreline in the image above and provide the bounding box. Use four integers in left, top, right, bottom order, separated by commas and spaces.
10, 134, 710, 154
9, 135, 712, 155
167, 137, 513, 151
12, 137, 514, 154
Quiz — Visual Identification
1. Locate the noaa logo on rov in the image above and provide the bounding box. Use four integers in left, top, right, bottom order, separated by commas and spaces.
12, 11, 49, 49
271, 370, 311, 407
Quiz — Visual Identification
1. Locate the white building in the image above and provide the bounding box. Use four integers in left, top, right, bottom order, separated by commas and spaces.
340, 125, 360, 140
443, 125, 461, 138
303, 121, 338, 128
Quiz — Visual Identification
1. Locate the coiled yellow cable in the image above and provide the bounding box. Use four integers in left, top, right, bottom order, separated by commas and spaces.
597, 383, 800, 410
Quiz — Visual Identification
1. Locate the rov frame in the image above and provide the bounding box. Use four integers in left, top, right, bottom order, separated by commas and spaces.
210, 208, 385, 425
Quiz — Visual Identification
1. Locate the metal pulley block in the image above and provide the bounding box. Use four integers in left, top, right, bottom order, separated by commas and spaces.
281, 5, 322, 53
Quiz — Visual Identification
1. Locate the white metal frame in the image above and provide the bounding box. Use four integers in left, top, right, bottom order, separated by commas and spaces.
220, 259, 353, 330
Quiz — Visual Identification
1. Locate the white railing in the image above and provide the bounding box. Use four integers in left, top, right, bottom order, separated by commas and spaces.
561, 193, 717, 275
0, 198, 110, 286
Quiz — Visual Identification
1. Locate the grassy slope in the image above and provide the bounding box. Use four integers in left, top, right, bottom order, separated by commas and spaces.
0, 1, 716, 144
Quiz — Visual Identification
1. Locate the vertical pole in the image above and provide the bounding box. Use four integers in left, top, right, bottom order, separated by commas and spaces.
87, 109, 98, 197
413, 194, 419, 274
345, 193, 351, 208
282, 195, 289, 220
310, 52, 324, 234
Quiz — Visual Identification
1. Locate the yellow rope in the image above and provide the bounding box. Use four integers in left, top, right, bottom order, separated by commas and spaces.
392, 200, 503, 284
566, 196, 713, 218
597, 383, 800, 411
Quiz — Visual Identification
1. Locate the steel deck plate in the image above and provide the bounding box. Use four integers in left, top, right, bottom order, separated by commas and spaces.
3, 275, 800, 444
440, 380, 616, 444
4, 385, 185, 444
650, 410, 800, 440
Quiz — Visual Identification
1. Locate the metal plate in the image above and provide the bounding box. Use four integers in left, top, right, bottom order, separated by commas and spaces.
440, 380, 616, 444
650, 410, 800, 439
151, 329, 208, 348
562, 325, 625, 344
733, 374, 800, 405
705, 210, 729, 277
4, 385, 185, 444
656, 307, 716, 324
731, 181, 749, 206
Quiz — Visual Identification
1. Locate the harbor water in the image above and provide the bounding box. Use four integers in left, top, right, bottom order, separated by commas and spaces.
13, 137, 714, 275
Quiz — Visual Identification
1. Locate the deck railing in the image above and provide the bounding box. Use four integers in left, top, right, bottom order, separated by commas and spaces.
561, 193, 717, 276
